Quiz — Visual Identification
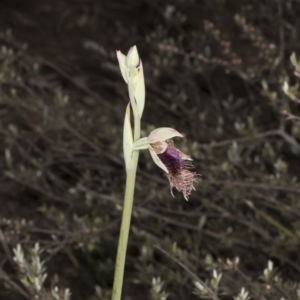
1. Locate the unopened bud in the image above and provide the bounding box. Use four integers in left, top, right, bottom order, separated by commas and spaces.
126, 46, 139, 68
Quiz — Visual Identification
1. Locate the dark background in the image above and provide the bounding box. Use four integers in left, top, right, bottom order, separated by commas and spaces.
1, 0, 300, 299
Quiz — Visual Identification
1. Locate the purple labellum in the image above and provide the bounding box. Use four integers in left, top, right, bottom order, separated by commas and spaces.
158, 147, 183, 175
156, 145, 197, 200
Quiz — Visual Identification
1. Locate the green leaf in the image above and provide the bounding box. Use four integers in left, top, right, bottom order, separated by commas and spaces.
123, 104, 133, 170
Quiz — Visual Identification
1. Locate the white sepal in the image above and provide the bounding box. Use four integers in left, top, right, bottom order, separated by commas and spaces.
148, 128, 183, 143
132, 137, 149, 151
116, 50, 128, 84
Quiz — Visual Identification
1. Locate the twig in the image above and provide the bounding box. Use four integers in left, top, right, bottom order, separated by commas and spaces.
277, 0, 285, 69
37, 58, 115, 112
198, 130, 279, 149
0, 268, 30, 299
204, 179, 300, 194
245, 200, 298, 240
284, 111, 300, 122
199, 127, 300, 152
154, 245, 220, 300
0, 229, 15, 265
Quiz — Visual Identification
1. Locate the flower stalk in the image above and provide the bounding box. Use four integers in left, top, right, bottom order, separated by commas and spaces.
112, 149, 139, 300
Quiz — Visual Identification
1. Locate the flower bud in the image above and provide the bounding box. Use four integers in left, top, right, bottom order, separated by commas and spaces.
126, 46, 140, 68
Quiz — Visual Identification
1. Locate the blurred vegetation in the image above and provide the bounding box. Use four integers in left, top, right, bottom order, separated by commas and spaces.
1, 0, 300, 299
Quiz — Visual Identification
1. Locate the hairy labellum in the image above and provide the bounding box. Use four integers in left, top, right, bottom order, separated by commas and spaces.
158, 146, 196, 200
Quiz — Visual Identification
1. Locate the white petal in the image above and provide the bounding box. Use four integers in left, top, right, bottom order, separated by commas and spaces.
149, 145, 169, 173
148, 127, 183, 143
150, 141, 167, 154
116, 50, 128, 83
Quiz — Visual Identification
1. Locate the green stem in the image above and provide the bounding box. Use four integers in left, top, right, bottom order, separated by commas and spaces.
111, 114, 140, 300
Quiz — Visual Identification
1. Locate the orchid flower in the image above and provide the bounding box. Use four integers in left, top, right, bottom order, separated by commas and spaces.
133, 127, 197, 200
